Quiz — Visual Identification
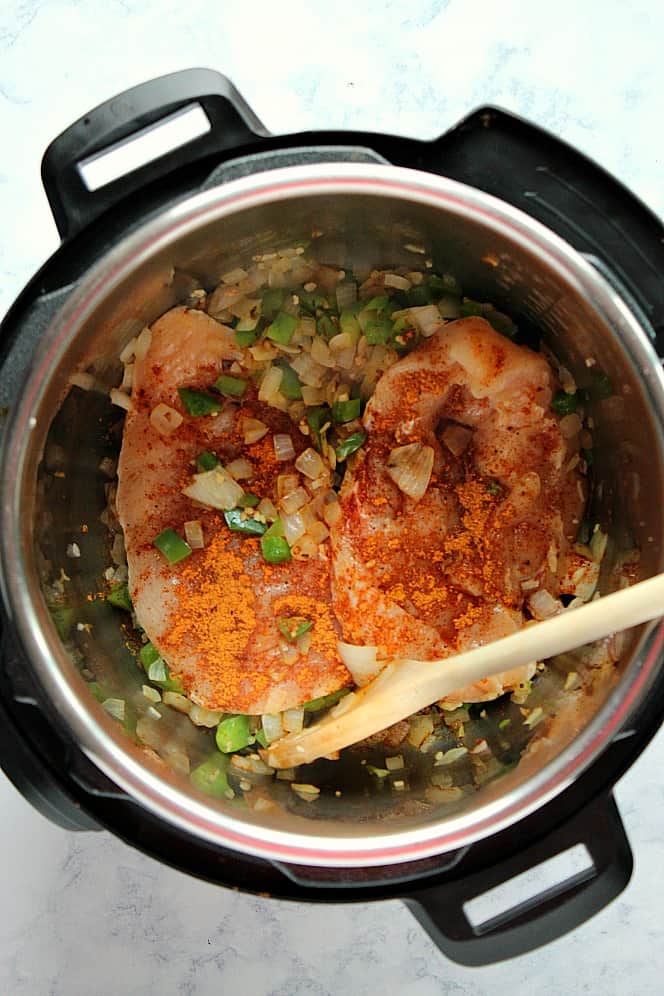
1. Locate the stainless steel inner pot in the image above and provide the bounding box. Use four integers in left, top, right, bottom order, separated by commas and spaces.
2, 163, 664, 868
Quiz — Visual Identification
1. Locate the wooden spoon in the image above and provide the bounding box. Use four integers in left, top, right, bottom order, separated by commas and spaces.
265, 574, 664, 768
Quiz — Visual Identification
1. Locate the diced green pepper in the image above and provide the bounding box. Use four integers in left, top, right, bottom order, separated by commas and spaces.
582, 447, 594, 468
235, 328, 259, 348
153, 527, 192, 563
364, 295, 391, 312
486, 480, 503, 497
191, 753, 231, 798
178, 387, 223, 416
266, 311, 297, 344
261, 288, 286, 320
214, 374, 247, 398
551, 391, 578, 416
460, 299, 485, 318
254, 728, 268, 749
303, 688, 350, 712
277, 617, 313, 643
298, 289, 328, 314
306, 406, 331, 453
331, 398, 361, 423
407, 285, 434, 306
427, 274, 447, 297
335, 431, 367, 461
498, 718, 511, 730
316, 314, 336, 340
216, 714, 251, 753
139, 641, 160, 669
260, 519, 291, 563
107, 583, 132, 612
196, 450, 220, 472
48, 603, 74, 640
485, 308, 518, 340
364, 318, 393, 345
275, 360, 303, 400
366, 764, 389, 778
339, 310, 361, 338
237, 493, 261, 508
224, 508, 268, 536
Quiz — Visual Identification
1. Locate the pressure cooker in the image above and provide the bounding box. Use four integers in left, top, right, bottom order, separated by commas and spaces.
1, 69, 663, 966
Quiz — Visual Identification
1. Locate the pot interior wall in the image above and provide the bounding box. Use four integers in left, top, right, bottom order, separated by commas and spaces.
24, 185, 664, 842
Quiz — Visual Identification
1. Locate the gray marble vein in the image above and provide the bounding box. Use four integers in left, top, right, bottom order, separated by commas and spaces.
1, 1, 664, 993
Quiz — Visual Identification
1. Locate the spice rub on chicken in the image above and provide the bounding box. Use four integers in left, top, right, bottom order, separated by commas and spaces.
116, 307, 349, 714
330, 317, 586, 705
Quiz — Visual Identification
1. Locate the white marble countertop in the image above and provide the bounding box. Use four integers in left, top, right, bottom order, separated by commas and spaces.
1, 1, 663, 993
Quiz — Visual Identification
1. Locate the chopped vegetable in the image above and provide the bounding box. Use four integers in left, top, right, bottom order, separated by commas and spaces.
303, 688, 349, 712
266, 312, 297, 344
215, 714, 251, 753
237, 493, 261, 508
196, 450, 219, 472
335, 431, 366, 461
224, 508, 268, 536
261, 287, 285, 319
551, 390, 578, 416
153, 527, 192, 564
182, 467, 245, 511
191, 754, 232, 798
364, 317, 393, 345
107, 583, 132, 611
177, 387, 223, 416
278, 617, 313, 643
48, 603, 74, 640
214, 374, 247, 398
147, 657, 184, 693
386, 442, 434, 501
316, 314, 336, 339
184, 520, 205, 550
139, 641, 160, 669
235, 328, 259, 348
331, 398, 361, 423
306, 406, 330, 453
260, 519, 292, 563
275, 360, 303, 400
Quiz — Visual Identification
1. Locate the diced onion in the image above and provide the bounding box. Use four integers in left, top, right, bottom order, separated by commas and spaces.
273, 434, 296, 462
281, 510, 306, 545
280, 487, 309, 515
134, 326, 152, 361
259, 365, 284, 404
221, 266, 249, 285
282, 707, 304, 734
386, 442, 434, 501
69, 371, 96, 391
337, 641, 380, 686
295, 447, 325, 480
442, 424, 472, 456
590, 526, 608, 563
257, 497, 278, 521
150, 403, 183, 436
277, 474, 300, 498
322, 493, 342, 526
301, 386, 326, 406
182, 467, 245, 511
384, 273, 411, 290
241, 417, 268, 444
310, 336, 334, 368
292, 535, 318, 560
110, 389, 133, 411
329, 331, 353, 353
121, 363, 134, 391
262, 713, 284, 744
527, 589, 562, 620
307, 520, 329, 544
226, 457, 253, 480
184, 519, 205, 550
102, 698, 125, 721
298, 315, 317, 336
119, 337, 137, 364
407, 305, 443, 337
189, 704, 223, 727
162, 691, 192, 714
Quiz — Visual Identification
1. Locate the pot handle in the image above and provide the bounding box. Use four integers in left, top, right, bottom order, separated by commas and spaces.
404, 793, 632, 966
41, 68, 269, 240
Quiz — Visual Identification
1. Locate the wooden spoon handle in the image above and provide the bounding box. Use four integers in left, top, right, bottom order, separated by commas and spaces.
266, 573, 664, 768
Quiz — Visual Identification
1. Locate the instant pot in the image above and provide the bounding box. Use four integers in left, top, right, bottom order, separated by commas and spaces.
1, 69, 664, 966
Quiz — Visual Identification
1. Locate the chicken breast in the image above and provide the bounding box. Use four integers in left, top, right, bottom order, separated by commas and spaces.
330, 316, 586, 705
116, 307, 348, 714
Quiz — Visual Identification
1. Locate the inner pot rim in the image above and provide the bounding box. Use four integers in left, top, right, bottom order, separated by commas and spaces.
2, 163, 664, 868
